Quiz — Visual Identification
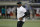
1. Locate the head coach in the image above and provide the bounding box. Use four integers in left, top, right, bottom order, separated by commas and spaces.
17, 2, 26, 27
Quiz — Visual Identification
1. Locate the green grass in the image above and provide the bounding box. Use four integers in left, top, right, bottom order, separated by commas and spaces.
0, 19, 40, 27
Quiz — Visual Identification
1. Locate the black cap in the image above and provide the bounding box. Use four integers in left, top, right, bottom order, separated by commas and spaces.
17, 2, 22, 4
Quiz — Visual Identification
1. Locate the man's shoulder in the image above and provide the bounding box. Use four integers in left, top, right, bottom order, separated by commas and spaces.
20, 6, 25, 9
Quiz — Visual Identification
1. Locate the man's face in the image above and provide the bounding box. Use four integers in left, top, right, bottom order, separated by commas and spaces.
17, 4, 22, 7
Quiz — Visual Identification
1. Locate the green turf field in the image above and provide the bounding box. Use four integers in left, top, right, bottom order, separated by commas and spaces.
0, 19, 40, 27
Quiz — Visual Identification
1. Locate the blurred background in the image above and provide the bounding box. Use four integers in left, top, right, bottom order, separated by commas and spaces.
0, 0, 40, 20
0, 0, 40, 27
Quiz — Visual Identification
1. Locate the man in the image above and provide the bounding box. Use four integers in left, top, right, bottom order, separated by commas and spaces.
7, 7, 11, 19
17, 2, 26, 27
1, 8, 5, 16
12, 7, 16, 18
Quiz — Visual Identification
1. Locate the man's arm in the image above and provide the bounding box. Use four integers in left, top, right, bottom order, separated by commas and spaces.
19, 13, 27, 21
19, 12, 27, 21
22, 12, 27, 18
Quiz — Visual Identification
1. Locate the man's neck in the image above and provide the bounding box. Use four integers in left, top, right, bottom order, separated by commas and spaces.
18, 6, 22, 8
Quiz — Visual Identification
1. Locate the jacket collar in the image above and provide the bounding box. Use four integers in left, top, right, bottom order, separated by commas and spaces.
17, 6, 23, 8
